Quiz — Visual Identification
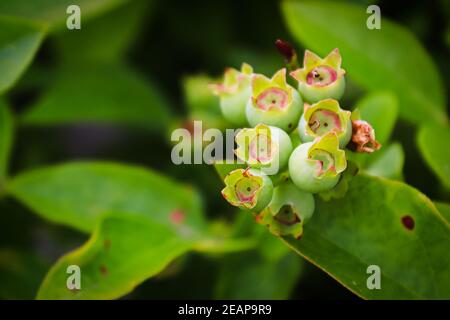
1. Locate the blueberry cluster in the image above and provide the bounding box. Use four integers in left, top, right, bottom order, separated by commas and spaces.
212, 48, 380, 239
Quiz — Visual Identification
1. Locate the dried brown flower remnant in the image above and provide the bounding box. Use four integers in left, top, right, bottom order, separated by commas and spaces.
350, 120, 381, 153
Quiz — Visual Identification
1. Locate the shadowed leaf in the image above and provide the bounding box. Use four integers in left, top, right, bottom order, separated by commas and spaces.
0, 16, 45, 94
417, 124, 450, 189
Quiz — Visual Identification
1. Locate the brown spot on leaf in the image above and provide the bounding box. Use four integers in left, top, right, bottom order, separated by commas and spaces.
401, 215, 415, 230
100, 265, 108, 275
350, 120, 381, 153
275, 39, 297, 63
170, 209, 185, 225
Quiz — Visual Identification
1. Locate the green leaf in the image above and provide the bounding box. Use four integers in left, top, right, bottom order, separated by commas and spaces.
0, 102, 14, 184
53, 0, 151, 62
21, 63, 172, 131
37, 213, 195, 299
282, 174, 450, 299
318, 160, 359, 201
366, 143, 404, 180
0, 16, 45, 94
435, 202, 450, 224
7, 162, 204, 233
417, 124, 450, 189
282, 0, 447, 125
356, 92, 398, 146
0, 0, 129, 30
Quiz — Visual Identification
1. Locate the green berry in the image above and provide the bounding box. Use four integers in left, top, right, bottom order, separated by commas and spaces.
290, 49, 345, 103
235, 124, 293, 175
298, 99, 352, 147
210, 63, 253, 126
257, 182, 314, 239
289, 132, 347, 193
221, 168, 273, 212
246, 68, 302, 132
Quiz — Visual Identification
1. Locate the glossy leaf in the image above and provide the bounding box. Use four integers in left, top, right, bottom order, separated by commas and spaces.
283, 174, 450, 299
0, 0, 129, 30
7, 162, 204, 233
0, 16, 45, 94
21, 63, 172, 131
347, 91, 399, 169
0, 102, 14, 184
282, 0, 447, 124
366, 143, 404, 180
417, 124, 450, 189
37, 213, 195, 299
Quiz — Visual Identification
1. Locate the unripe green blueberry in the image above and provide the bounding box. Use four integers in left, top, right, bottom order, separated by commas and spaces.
221, 168, 273, 212
210, 63, 253, 126
246, 68, 302, 132
235, 124, 293, 175
290, 49, 346, 103
256, 182, 315, 239
289, 132, 347, 193
298, 99, 352, 147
